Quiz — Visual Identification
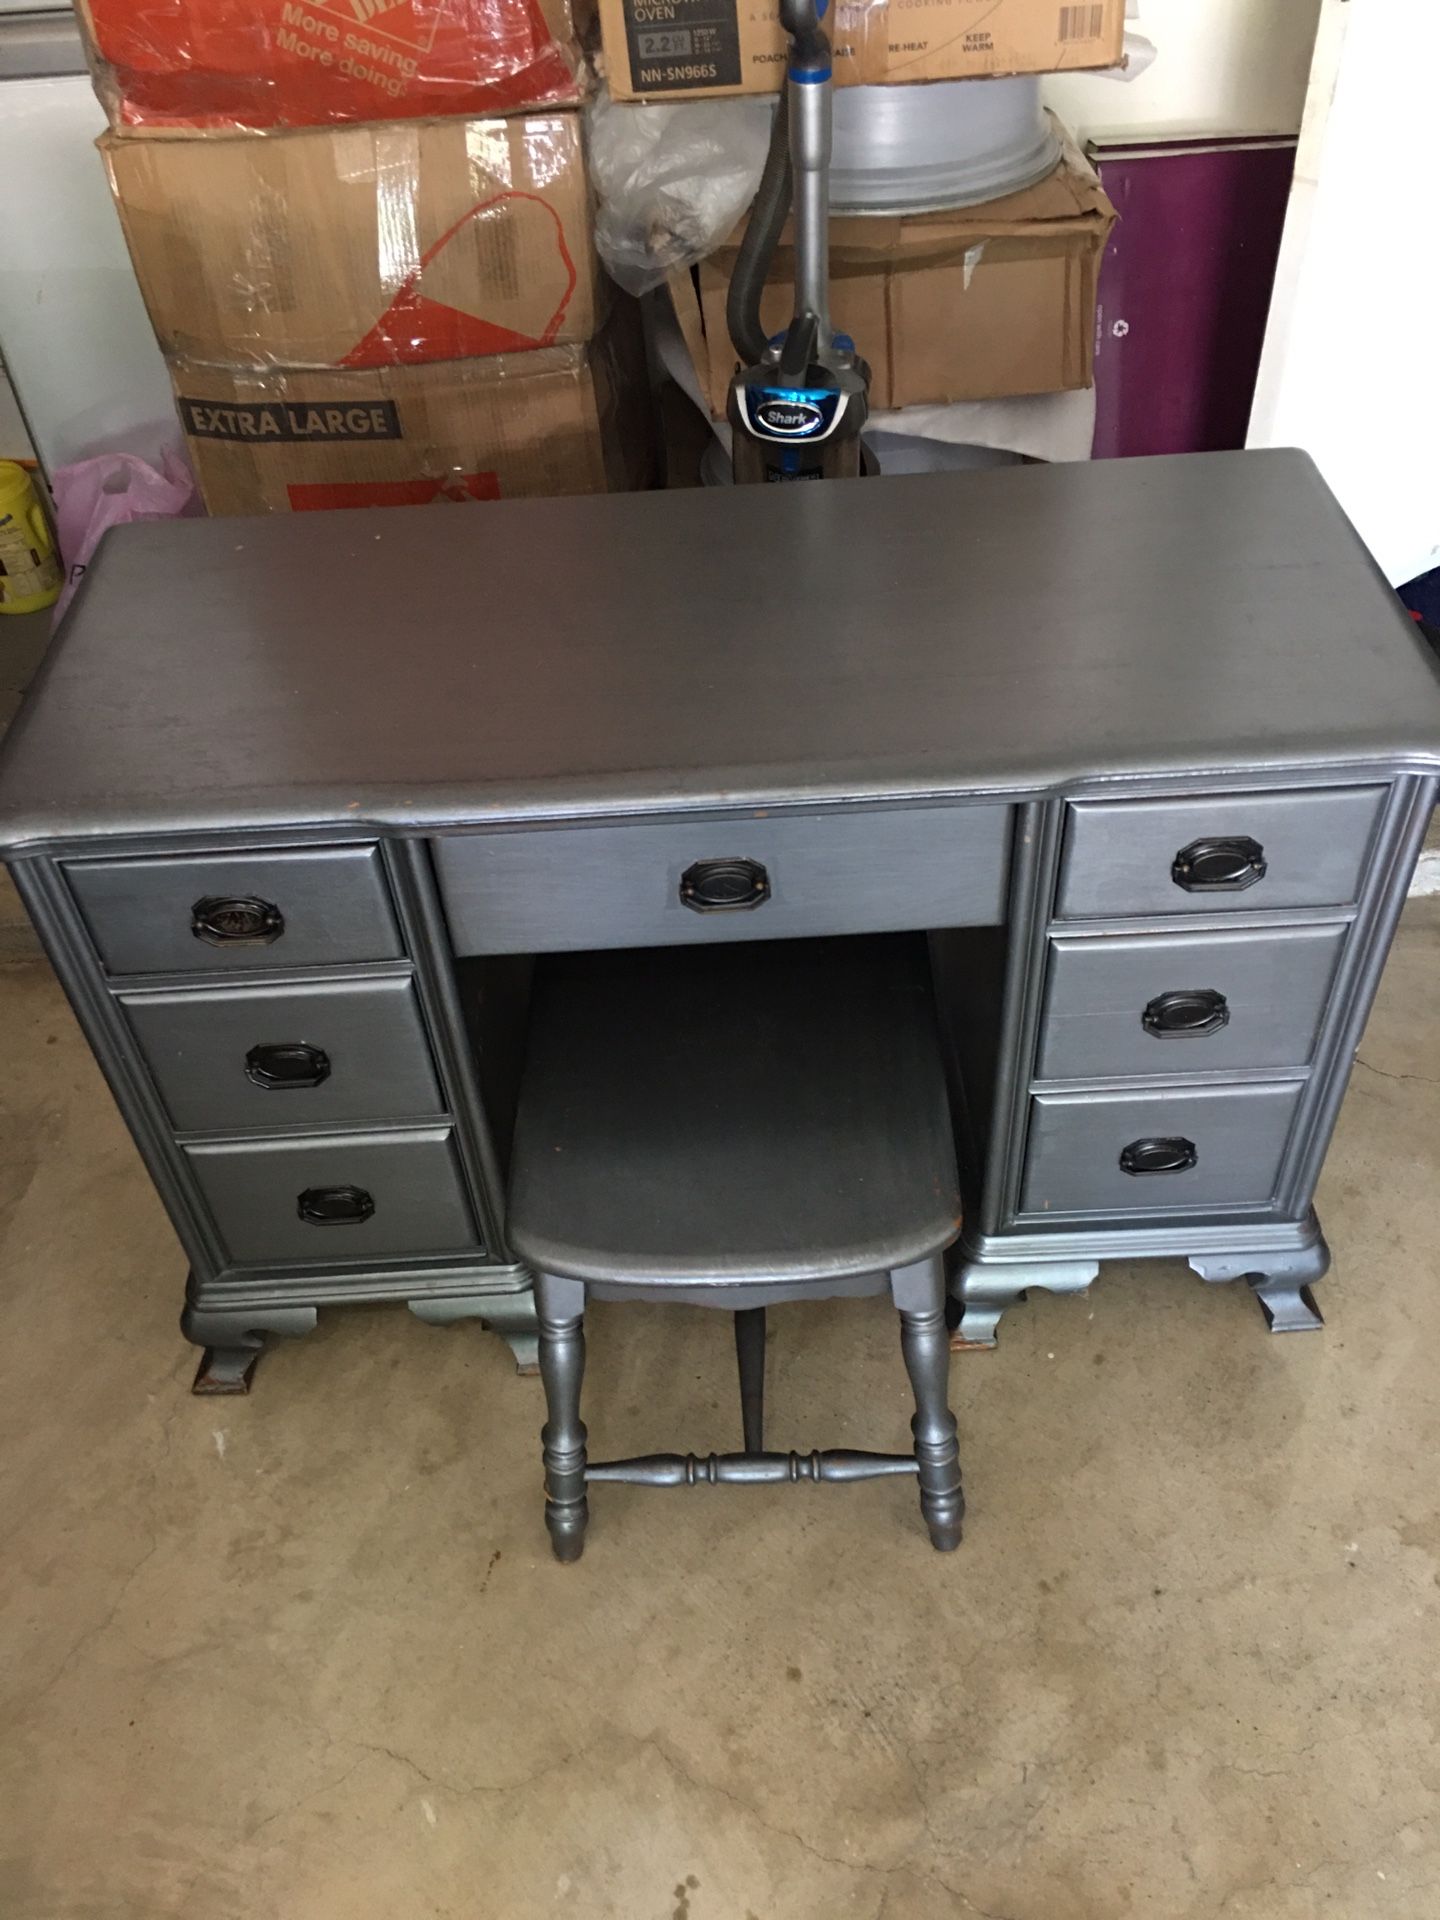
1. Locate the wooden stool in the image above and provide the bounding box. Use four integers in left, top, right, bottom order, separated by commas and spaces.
506, 936, 964, 1561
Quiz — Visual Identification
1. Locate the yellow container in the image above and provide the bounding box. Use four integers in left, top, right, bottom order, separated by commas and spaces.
0, 461, 62, 615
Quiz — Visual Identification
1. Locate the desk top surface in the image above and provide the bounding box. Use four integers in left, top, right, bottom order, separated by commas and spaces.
4, 449, 1440, 850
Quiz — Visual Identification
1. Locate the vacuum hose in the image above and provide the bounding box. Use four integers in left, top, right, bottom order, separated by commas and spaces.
726, 89, 792, 365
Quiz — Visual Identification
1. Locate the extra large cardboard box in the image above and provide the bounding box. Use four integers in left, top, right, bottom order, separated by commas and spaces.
673, 129, 1116, 412
601, 0, 1123, 100
79, 0, 587, 132
170, 326, 652, 515
104, 115, 604, 370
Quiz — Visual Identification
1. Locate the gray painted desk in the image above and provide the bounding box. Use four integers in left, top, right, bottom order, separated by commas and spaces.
2, 450, 1437, 1382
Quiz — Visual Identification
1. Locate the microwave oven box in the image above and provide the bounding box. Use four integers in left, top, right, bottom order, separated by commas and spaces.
601, 0, 1123, 101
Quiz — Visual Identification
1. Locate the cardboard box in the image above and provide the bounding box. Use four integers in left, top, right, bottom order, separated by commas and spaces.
79, 0, 588, 132
169, 326, 652, 515
672, 129, 1116, 412
103, 115, 605, 371
601, 0, 1123, 100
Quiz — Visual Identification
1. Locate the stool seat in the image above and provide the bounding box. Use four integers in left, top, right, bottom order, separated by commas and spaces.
507, 934, 960, 1289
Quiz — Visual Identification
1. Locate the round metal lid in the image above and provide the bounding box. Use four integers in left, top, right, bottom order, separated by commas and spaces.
829, 77, 1062, 217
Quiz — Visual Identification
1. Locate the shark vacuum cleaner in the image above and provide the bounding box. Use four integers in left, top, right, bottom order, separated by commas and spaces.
726, 0, 873, 482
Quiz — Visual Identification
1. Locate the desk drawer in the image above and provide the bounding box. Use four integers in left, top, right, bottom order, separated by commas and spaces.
186, 1126, 479, 1266
433, 805, 1012, 955
1056, 787, 1385, 921
1019, 1081, 1305, 1218
1036, 924, 1347, 1082
67, 845, 402, 975
121, 975, 443, 1133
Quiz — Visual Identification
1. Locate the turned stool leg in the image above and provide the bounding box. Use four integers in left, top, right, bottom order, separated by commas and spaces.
733, 1306, 766, 1452
891, 1256, 964, 1551
536, 1274, 589, 1563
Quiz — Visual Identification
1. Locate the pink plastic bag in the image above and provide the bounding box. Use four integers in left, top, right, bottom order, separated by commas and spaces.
52, 447, 198, 619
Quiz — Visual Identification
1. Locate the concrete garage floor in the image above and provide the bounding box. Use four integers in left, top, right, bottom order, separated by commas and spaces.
0, 909, 1437, 1920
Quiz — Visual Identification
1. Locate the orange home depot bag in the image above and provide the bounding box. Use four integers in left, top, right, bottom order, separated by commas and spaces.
79, 0, 587, 131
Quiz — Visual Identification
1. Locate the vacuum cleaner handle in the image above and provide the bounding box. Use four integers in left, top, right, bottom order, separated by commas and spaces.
780, 0, 833, 342
726, 0, 835, 364
779, 0, 828, 66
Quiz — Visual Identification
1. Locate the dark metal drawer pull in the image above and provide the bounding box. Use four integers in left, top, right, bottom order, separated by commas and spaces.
680, 857, 771, 912
246, 1041, 332, 1090
1141, 988, 1230, 1038
1120, 1136, 1198, 1176
1171, 836, 1266, 893
297, 1184, 375, 1225
192, 894, 285, 946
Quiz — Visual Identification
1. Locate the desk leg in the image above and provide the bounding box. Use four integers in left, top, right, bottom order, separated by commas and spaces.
1189, 1232, 1330, 1334
949, 1260, 1098, 1349
181, 1301, 319, 1395
408, 1292, 539, 1373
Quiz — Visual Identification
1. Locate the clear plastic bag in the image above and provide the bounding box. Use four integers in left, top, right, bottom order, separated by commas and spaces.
52, 447, 198, 619
587, 87, 773, 295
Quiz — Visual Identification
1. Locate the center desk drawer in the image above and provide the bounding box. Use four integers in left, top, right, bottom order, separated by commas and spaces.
1056, 786, 1385, 920
1036, 924, 1348, 1082
432, 805, 1013, 955
120, 975, 444, 1133
185, 1127, 480, 1266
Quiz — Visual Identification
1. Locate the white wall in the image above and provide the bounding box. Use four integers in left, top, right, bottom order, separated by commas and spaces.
1044, 0, 1323, 143
1248, 0, 1440, 588
0, 75, 178, 478
0, 365, 35, 465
